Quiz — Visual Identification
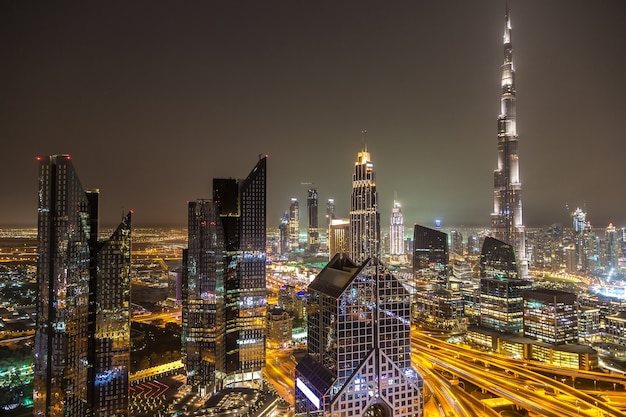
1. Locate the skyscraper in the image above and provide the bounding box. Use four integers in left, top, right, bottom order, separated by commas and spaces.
413, 224, 448, 281
289, 198, 300, 250
326, 198, 335, 230
307, 188, 319, 253
34, 155, 131, 417
389, 199, 404, 256
182, 200, 225, 392
278, 210, 290, 255
479, 236, 531, 334
606, 223, 619, 273
294, 255, 423, 417
349, 144, 380, 264
491, 6, 528, 278
213, 156, 267, 387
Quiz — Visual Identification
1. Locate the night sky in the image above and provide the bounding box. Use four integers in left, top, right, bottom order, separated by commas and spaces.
2, 1, 625, 229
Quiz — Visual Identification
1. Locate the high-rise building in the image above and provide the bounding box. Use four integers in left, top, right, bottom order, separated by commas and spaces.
294, 255, 423, 416
480, 236, 518, 280
490, 6, 528, 278
349, 144, 380, 264
450, 229, 464, 257
328, 218, 350, 259
479, 236, 531, 334
182, 200, 225, 392
389, 199, 404, 256
326, 198, 335, 230
523, 289, 578, 345
278, 210, 290, 255
289, 198, 300, 250
413, 224, 448, 281
213, 156, 267, 387
307, 189, 319, 253
606, 223, 619, 273
34, 155, 131, 417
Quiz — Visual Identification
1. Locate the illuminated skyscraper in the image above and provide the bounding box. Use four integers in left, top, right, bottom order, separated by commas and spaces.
182, 200, 225, 392
523, 289, 578, 344
326, 198, 335, 230
389, 199, 404, 256
491, 6, 528, 278
307, 189, 319, 252
295, 255, 423, 416
349, 144, 380, 264
289, 198, 300, 250
328, 218, 350, 259
34, 155, 131, 417
213, 156, 267, 387
606, 223, 619, 272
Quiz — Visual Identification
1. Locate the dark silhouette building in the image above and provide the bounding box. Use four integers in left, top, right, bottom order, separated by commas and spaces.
413, 224, 448, 281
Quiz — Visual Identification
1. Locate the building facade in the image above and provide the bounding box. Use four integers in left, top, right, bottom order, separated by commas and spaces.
389, 199, 404, 256
182, 200, 226, 392
295, 254, 423, 417
212, 156, 267, 388
523, 289, 578, 345
34, 155, 131, 417
289, 198, 300, 250
329, 218, 350, 259
308, 189, 320, 253
490, 6, 528, 278
413, 224, 448, 283
349, 145, 380, 265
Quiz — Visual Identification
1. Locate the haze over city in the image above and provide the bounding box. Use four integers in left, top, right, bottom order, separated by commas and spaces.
1, 0, 625, 228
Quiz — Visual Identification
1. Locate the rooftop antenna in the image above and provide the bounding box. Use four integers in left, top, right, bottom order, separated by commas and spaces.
361, 129, 367, 152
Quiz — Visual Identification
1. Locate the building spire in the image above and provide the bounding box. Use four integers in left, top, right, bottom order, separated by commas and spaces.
491, 5, 528, 278
361, 129, 368, 152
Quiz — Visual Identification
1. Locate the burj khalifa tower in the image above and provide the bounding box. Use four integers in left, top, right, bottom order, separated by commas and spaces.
491, 6, 528, 278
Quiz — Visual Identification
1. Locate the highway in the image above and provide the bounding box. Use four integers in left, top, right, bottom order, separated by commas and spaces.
412, 331, 626, 417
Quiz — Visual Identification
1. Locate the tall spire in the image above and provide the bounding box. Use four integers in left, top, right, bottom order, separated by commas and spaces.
491, 5, 528, 278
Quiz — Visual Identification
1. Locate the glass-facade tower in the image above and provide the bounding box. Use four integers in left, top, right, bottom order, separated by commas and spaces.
389, 199, 404, 256
34, 155, 131, 417
182, 200, 225, 392
213, 156, 267, 387
295, 255, 423, 417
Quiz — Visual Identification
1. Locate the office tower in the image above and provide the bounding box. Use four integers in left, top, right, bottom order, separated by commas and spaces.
289, 198, 300, 250
479, 278, 531, 334
413, 224, 448, 281
328, 218, 350, 259
490, 6, 528, 278
389, 199, 404, 256
182, 200, 225, 392
606, 223, 619, 273
34, 155, 131, 417
479, 236, 531, 334
467, 235, 480, 257
523, 289, 578, 344
480, 236, 518, 280
450, 229, 464, 256
294, 255, 423, 417
307, 189, 319, 252
572, 208, 586, 271
326, 198, 335, 230
213, 156, 267, 387
349, 145, 380, 264
92, 213, 132, 417
278, 210, 289, 255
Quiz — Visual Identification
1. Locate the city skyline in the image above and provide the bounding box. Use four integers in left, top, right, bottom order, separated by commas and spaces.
2, 1, 626, 228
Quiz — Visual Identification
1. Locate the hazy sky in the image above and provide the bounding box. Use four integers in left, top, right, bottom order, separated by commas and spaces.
1, 1, 625, 229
